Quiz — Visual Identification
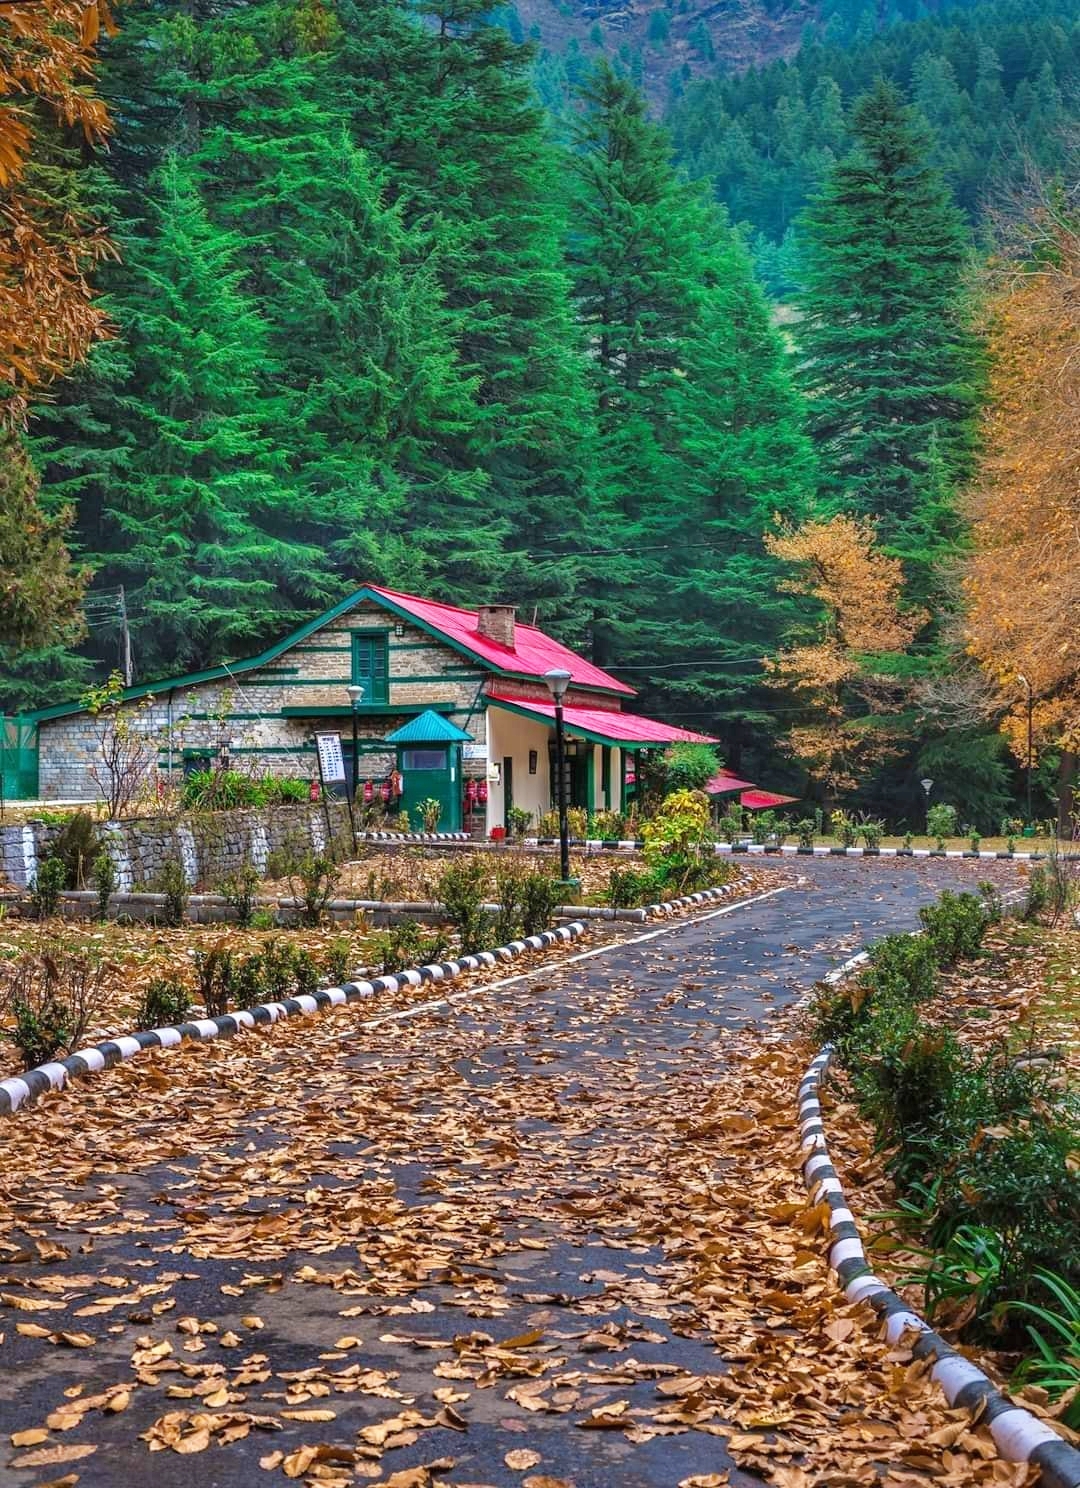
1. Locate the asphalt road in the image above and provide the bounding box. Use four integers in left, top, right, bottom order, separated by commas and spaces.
0, 857, 1021, 1488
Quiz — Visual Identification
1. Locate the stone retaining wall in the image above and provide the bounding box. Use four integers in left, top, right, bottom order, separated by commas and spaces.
0, 805, 347, 891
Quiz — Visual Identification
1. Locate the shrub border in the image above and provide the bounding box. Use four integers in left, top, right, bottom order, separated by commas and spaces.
798, 955, 1080, 1488
0, 923, 584, 1119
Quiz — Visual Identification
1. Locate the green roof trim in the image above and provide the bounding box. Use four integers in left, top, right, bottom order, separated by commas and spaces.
384, 710, 473, 744
280, 702, 457, 718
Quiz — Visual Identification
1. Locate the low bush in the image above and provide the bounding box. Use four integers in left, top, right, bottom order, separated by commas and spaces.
30, 856, 66, 919
860, 818, 884, 850
92, 850, 116, 921
436, 858, 490, 955
507, 805, 533, 840
136, 976, 191, 1030
520, 870, 561, 937
0, 949, 109, 1067
193, 942, 232, 1017
157, 858, 190, 927
642, 789, 715, 894
926, 801, 958, 848
589, 809, 626, 841
219, 864, 261, 928
182, 769, 309, 811
795, 818, 816, 849
606, 866, 661, 909
370, 920, 449, 974
865, 933, 939, 1003
918, 890, 988, 964
290, 853, 339, 928
325, 936, 352, 987
830, 810, 858, 848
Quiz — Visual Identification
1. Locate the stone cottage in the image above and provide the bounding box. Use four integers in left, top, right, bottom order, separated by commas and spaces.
14, 585, 712, 832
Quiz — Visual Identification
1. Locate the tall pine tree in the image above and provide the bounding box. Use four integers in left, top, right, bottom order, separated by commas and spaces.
89, 154, 329, 675
794, 79, 980, 548
565, 63, 816, 763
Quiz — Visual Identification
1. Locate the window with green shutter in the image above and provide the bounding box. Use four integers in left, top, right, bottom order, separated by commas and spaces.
350, 631, 389, 703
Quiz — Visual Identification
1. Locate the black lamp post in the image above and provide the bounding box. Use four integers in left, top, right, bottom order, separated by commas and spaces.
346, 683, 364, 853
1018, 674, 1034, 826
544, 667, 573, 885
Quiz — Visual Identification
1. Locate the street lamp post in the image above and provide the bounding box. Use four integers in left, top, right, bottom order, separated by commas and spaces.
544, 667, 573, 887
346, 684, 365, 853
1018, 675, 1034, 826
920, 777, 934, 836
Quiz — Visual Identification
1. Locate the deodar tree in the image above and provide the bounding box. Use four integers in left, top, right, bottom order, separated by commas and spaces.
765, 515, 926, 799
0, 0, 114, 423
962, 182, 1080, 830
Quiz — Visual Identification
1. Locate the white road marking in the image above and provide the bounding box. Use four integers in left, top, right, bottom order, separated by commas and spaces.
351, 885, 792, 1034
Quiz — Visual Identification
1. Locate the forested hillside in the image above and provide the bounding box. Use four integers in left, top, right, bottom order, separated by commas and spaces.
667, 0, 1080, 291
2, 0, 1076, 827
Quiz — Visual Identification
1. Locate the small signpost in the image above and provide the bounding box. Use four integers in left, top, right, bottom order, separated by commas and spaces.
316, 732, 346, 783
313, 732, 347, 847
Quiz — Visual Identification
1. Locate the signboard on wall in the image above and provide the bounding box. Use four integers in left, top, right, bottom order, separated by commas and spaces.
461, 743, 486, 762
315, 732, 346, 782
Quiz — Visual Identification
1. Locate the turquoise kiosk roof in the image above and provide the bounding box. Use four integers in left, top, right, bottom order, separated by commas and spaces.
384, 710, 473, 744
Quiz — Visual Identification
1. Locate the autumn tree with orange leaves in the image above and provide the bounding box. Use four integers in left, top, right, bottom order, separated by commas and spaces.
764, 514, 926, 799
962, 179, 1080, 831
1, 0, 114, 423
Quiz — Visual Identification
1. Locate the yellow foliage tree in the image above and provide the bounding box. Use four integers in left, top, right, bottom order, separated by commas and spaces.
961, 187, 1080, 827
764, 514, 926, 797
1, 0, 114, 423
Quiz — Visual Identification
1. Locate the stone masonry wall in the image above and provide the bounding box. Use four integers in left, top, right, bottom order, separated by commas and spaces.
0, 805, 349, 891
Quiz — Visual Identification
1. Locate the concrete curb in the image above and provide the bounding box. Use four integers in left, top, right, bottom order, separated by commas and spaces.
526, 836, 1049, 862
798, 953, 1080, 1486
0, 923, 585, 1118
357, 830, 470, 843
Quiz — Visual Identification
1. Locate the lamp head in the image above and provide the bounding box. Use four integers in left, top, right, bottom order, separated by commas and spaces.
920, 777, 934, 795
346, 684, 365, 709
543, 668, 572, 703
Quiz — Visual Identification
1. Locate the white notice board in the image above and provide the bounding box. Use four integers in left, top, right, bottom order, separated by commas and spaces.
315, 732, 346, 782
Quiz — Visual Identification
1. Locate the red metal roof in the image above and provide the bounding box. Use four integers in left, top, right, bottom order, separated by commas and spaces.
488, 693, 715, 746
741, 789, 798, 810
705, 769, 757, 795
368, 585, 635, 696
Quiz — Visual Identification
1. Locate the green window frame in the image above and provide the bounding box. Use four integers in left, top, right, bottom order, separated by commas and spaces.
350, 630, 389, 704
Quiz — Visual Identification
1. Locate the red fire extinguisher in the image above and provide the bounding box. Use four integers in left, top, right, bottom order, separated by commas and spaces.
477, 778, 488, 805
466, 778, 478, 807
363, 779, 374, 805
390, 768, 403, 799
381, 779, 391, 803
308, 778, 320, 803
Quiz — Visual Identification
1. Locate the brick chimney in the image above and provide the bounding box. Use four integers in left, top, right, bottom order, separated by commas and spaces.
475, 603, 516, 649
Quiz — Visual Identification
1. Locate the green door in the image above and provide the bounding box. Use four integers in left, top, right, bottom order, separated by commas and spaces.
397, 744, 460, 832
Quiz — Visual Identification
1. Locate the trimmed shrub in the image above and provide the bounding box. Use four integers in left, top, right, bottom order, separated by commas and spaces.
30, 856, 66, 919
219, 864, 260, 928
436, 858, 491, 955
157, 858, 189, 927
92, 850, 116, 921
919, 890, 988, 964
136, 976, 191, 1030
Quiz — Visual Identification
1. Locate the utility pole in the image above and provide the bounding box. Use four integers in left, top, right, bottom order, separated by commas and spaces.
118, 586, 133, 686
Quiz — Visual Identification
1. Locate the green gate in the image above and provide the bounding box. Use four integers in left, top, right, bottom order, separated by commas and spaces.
0, 717, 39, 801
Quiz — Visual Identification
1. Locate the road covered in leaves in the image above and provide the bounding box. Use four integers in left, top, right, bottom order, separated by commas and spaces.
0, 858, 1033, 1488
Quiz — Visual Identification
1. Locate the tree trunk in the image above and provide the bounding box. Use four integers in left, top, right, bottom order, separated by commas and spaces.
1057, 749, 1077, 840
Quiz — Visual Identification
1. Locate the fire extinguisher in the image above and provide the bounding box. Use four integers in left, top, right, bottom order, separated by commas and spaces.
390, 768, 403, 799
381, 779, 391, 803
363, 779, 374, 805
308, 778, 320, 803
477, 778, 488, 805
466, 778, 478, 808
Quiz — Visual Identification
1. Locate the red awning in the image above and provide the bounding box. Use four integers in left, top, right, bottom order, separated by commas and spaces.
705, 770, 757, 795
488, 693, 716, 748
741, 789, 798, 810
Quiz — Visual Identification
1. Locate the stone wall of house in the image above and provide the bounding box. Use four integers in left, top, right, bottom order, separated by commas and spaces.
35, 598, 492, 800
0, 805, 348, 891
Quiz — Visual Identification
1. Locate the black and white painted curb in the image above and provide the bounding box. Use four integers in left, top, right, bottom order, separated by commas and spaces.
798, 958, 1080, 1486
640, 881, 741, 917
0, 923, 584, 1119
357, 830, 470, 843
527, 835, 1048, 862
